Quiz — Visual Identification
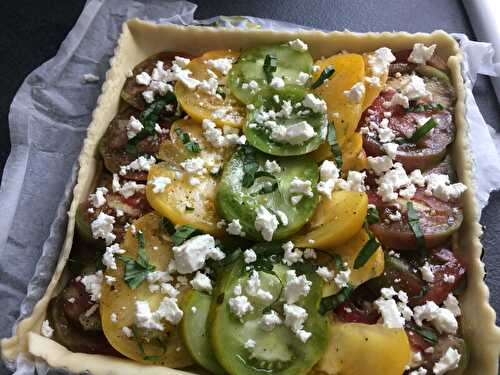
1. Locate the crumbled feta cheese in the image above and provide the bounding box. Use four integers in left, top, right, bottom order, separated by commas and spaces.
303, 248, 317, 259
174, 56, 190, 68
90, 213, 116, 244
316, 266, 335, 282
302, 93, 327, 113
110, 313, 118, 323
443, 274, 456, 284
274, 210, 288, 226
264, 160, 281, 174
401, 74, 430, 100
172, 234, 225, 274
206, 57, 234, 75
119, 155, 156, 175
227, 219, 245, 237
191, 306, 197, 314
229, 295, 254, 318
245, 271, 274, 303
270, 76, 285, 89
343, 82, 366, 104
260, 310, 282, 331
105, 275, 116, 285
296, 71, 310, 85
41, 320, 53, 338
156, 297, 184, 325
337, 171, 367, 193
289, 177, 313, 204
389, 210, 402, 222
288, 39, 308, 52
126, 116, 144, 139
150, 176, 171, 193
270, 121, 316, 145
102, 243, 125, 270
244, 339, 256, 350
334, 269, 351, 289
181, 157, 206, 175
244, 249, 257, 264
135, 72, 151, 86
284, 270, 312, 304
122, 326, 133, 337
408, 351, 424, 369
375, 298, 405, 328
413, 301, 458, 334
254, 206, 279, 242
283, 304, 311, 342
282, 241, 303, 266
365, 76, 381, 86
390, 93, 410, 109
135, 300, 165, 331
420, 262, 435, 283
368, 155, 393, 175
190, 271, 213, 294
425, 173, 467, 201
89, 187, 108, 208
117, 181, 145, 199
80, 271, 104, 302
410, 169, 426, 187
82, 73, 99, 83
443, 294, 461, 317
433, 348, 461, 375
319, 160, 339, 181
408, 43, 436, 64
367, 47, 396, 75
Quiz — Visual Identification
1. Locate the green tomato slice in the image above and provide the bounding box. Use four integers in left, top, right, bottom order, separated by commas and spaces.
209, 258, 328, 375
216, 146, 319, 241
180, 290, 226, 374
227, 44, 313, 105
244, 100, 327, 156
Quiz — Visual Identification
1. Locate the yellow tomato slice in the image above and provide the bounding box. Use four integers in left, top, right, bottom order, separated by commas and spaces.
310, 132, 365, 173
314, 322, 411, 375
293, 191, 368, 250
313, 54, 365, 145
175, 50, 245, 128
100, 213, 194, 368
322, 230, 384, 296
362, 51, 390, 111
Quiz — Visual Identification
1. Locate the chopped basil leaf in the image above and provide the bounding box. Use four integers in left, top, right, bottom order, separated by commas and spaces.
130, 326, 165, 360
240, 146, 259, 188
175, 127, 201, 153
319, 284, 354, 314
263, 54, 278, 83
353, 235, 380, 269
334, 254, 345, 272
407, 201, 426, 252
125, 143, 137, 154
366, 206, 380, 225
406, 103, 444, 113
185, 206, 195, 212
398, 118, 438, 144
171, 225, 203, 246
160, 217, 176, 235
311, 65, 334, 89
118, 232, 156, 289
406, 323, 438, 345
327, 123, 343, 169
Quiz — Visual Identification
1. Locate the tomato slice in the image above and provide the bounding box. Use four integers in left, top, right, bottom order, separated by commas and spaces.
121, 51, 191, 110
175, 50, 246, 128
227, 44, 313, 105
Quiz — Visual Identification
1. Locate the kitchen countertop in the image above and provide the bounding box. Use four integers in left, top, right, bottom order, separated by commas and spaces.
0, 0, 499, 373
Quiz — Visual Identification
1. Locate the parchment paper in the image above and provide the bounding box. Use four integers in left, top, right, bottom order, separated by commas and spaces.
0, 0, 499, 374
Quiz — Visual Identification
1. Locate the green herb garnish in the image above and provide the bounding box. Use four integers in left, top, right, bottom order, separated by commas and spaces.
118, 232, 156, 289
130, 326, 166, 361
398, 118, 438, 144
366, 206, 380, 225
311, 65, 334, 89
160, 217, 176, 235
319, 284, 354, 314
263, 54, 278, 83
406, 103, 444, 113
240, 146, 259, 188
327, 122, 343, 169
174, 127, 201, 153
171, 225, 203, 246
407, 201, 426, 252
406, 323, 438, 345
185, 206, 195, 212
353, 234, 380, 269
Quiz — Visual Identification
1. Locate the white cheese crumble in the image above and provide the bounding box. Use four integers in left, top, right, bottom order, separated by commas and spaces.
433, 347, 461, 375
368, 155, 393, 175
190, 271, 213, 294
245, 271, 274, 303
264, 159, 281, 174
408, 43, 437, 64
180, 157, 206, 175
270, 76, 285, 89
229, 295, 254, 318
244, 339, 256, 350
117, 181, 145, 199
424, 173, 467, 202
270, 121, 316, 145
127, 116, 144, 139
343, 82, 366, 104
172, 234, 225, 274
136, 72, 152, 86
206, 57, 234, 75
110, 313, 118, 323
41, 320, 53, 338
419, 262, 435, 283
102, 243, 125, 270
413, 301, 458, 334
119, 155, 156, 176
282, 241, 303, 266
254, 206, 279, 242
296, 71, 310, 85
122, 326, 133, 337
284, 270, 312, 304
89, 186, 108, 208
334, 269, 351, 289
443, 293, 461, 317
316, 266, 335, 282
260, 310, 282, 331
443, 274, 456, 284
283, 304, 311, 342
227, 219, 245, 237
149, 176, 171, 193
80, 271, 104, 302
302, 93, 327, 114
390, 92, 410, 109
90, 212, 116, 244
367, 47, 396, 75
288, 39, 308, 52
375, 298, 405, 328
401, 74, 430, 100
243, 249, 257, 264
289, 177, 313, 205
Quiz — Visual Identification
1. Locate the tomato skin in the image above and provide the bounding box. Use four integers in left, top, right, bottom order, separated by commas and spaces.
335, 301, 380, 324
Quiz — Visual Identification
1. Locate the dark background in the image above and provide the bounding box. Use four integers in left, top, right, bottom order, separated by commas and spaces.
0, 0, 499, 373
